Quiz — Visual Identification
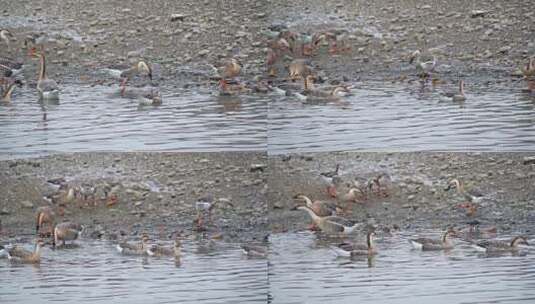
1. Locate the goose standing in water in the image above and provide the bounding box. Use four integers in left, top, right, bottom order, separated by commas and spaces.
29, 47, 60, 101
409, 229, 456, 251
103, 61, 153, 94
296, 206, 361, 235
1, 81, 16, 102
242, 235, 269, 258
300, 75, 350, 101
117, 233, 152, 255
0, 58, 24, 79
213, 58, 241, 90
36, 206, 56, 237
331, 231, 378, 257
409, 50, 436, 80
473, 236, 529, 253
241, 244, 268, 258
451, 80, 467, 102
6, 239, 45, 264
146, 237, 182, 258
53, 222, 84, 247
288, 59, 314, 90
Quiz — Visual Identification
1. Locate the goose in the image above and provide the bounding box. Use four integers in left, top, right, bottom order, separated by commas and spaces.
454, 220, 497, 239
445, 178, 484, 203
218, 79, 250, 96
409, 229, 456, 250
0, 58, 24, 78
242, 235, 269, 258
103, 61, 153, 90
194, 195, 234, 230
28, 47, 59, 101
146, 238, 181, 257
288, 59, 314, 84
297, 206, 361, 235
36, 206, 55, 237
320, 164, 340, 179
409, 50, 436, 79
6, 239, 45, 264
331, 231, 378, 257
213, 58, 241, 89
1, 81, 16, 102
53, 222, 84, 247
241, 244, 268, 258
521, 57, 535, 79
451, 80, 467, 102
117, 233, 152, 255
302, 75, 350, 100
0, 29, 14, 50
119, 85, 162, 105
0, 244, 6, 258
293, 194, 337, 217
341, 188, 366, 203
473, 236, 529, 253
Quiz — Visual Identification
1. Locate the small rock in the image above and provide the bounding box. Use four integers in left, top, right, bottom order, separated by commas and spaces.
21, 200, 34, 208
523, 156, 535, 165
170, 14, 186, 22
470, 10, 487, 18
250, 164, 265, 172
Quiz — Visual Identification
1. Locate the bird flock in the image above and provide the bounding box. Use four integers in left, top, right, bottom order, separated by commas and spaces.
291, 164, 530, 259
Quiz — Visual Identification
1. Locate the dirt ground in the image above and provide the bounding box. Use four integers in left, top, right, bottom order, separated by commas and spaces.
269, 152, 535, 234
0, 152, 268, 243
1, 0, 533, 91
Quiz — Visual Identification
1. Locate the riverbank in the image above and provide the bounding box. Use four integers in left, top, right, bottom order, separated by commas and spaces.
269, 152, 535, 234
0, 152, 267, 244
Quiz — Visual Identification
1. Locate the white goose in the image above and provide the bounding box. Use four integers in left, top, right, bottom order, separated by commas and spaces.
409, 50, 436, 79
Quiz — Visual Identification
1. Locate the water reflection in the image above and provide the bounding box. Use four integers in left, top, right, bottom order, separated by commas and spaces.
0, 85, 267, 158
269, 82, 535, 154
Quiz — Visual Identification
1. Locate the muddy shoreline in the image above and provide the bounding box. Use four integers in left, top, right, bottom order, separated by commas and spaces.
269, 151, 535, 235
0, 152, 267, 244
1, 0, 533, 92
2, 151, 533, 245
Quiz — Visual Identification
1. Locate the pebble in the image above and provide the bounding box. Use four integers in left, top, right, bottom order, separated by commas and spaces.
21, 200, 34, 208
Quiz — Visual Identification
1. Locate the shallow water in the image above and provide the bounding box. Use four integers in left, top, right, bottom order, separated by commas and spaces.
0, 239, 267, 303
268, 82, 535, 154
0, 85, 267, 159
269, 231, 535, 304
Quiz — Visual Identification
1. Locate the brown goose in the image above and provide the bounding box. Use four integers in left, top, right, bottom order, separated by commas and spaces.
293, 194, 336, 217
146, 237, 181, 257
473, 236, 529, 253
1, 81, 16, 102
409, 229, 456, 251
36, 206, 56, 237
7, 239, 45, 264
331, 231, 378, 257
116, 233, 151, 255
53, 222, 84, 247
29, 47, 59, 100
